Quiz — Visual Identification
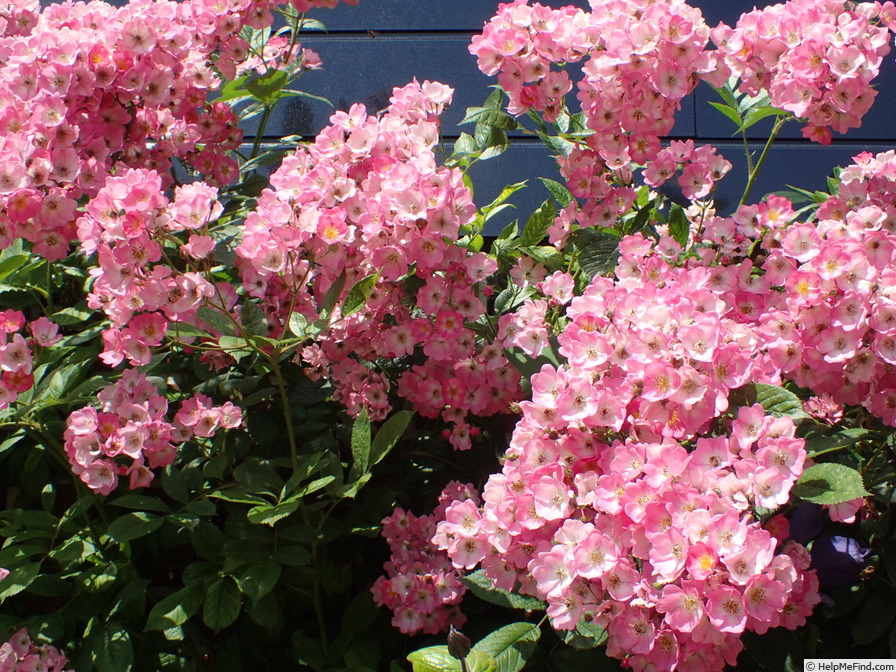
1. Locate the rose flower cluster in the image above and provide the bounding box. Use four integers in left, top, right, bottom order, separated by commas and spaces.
64, 369, 241, 493
236, 80, 522, 436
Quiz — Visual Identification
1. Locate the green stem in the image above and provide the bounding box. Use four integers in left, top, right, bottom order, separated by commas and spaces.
738, 116, 787, 208
46, 260, 53, 315
250, 104, 273, 162
267, 353, 299, 472
741, 130, 754, 176
284, 11, 307, 66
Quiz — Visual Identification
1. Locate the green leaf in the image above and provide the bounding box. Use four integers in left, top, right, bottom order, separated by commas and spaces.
240, 300, 268, 337
535, 130, 575, 157
247, 500, 300, 526
234, 561, 281, 606
476, 125, 510, 161
295, 475, 336, 497
0, 562, 40, 599
494, 286, 535, 315
351, 409, 371, 476
451, 133, 478, 163
482, 182, 527, 218
245, 69, 289, 106
370, 410, 413, 467
343, 273, 380, 318
793, 463, 869, 505
739, 105, 789, 132
218, 335, 253, 363
473, 623, 540, 672
50, 305, 95, 326
539, 178, 573, 207
0, 429, 26, 457
92, 624, 133, 672
802, 427, 873, 458
146, 586, 203, 631
108, 495, 171, 514
707, 101, 744, 129
294, 631, 325, 670
288, 312, 308, 338
408, 647, 496, 672
558, 618, 608, 650
751, 383, 811, 422
202, 576, 242, 630
460, 106, 518, 131
667, 204, 689, 247
852, 583, 896, 646
462, 570, 547, 611
196, 306, 237, 337
106, 513, 164, 543
318, 273, 346, 322
572, 229, 621, 280
497, 220, 519, 241
216, 73, 251, 103
0, 254, 30, 282
519, 199, 557, 248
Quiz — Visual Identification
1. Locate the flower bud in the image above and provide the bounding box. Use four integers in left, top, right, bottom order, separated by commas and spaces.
447, 625, 472, 661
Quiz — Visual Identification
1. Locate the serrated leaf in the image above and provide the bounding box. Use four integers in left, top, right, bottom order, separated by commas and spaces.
497, 220, 519, 240
408, 647, 496, 672
245, 69, 289, 106
535, 131, 575, 157
351, 409, 371, 476
793, 463, 869, 505
739, 105, 788, 132
92, 624, 133, 672
482, 182, 527, 218
343, 273, 379, 318
370, 410, 412, 467
288, 312, 308, 338
519, 199, 556, 248
573, 230, 620, 280
50, 306, 94, 326
462, 570, 547, 611
247, 500, 300, 526
216, 73, 250, 103
558, 619, 608, 650
751, 383, 811, 422
494, 286, 535, 315
0, 562, 40, 599
240, 300, 268, 337
202, 576, 241, 630
451, 133, 478, 161
707, 101, 744, 129
473, 622, 540, 672
668, 204, 689, 247
539, 178, 573, 207
461, 107, 518, 131
196, 306, 237, 337
318, 273, 346, 322
235, 561, 281, 606
108, 495, 171, 514
802, 427, 873, 458
106, 513, 164, 543
0, 253, 30, 282
146, 586, 203, 631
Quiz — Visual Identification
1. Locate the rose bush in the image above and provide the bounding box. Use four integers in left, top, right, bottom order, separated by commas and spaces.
0, 0, 894, 671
